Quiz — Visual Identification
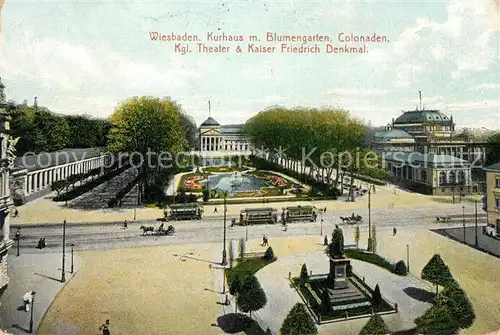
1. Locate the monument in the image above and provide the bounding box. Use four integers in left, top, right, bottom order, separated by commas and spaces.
327, 225, 351, 289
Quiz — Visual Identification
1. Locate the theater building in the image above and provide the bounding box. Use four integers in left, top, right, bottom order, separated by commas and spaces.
198, 116, 251, 154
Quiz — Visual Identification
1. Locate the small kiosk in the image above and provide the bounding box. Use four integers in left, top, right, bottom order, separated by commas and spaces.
165, 203, 203, 220
240, 208, 278, 225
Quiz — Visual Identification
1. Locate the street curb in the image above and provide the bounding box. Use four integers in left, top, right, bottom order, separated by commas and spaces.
35, 267, 80, 334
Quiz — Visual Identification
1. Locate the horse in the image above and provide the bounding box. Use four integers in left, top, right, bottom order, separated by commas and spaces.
140, 225, 154, 235
340, 216, 350, 223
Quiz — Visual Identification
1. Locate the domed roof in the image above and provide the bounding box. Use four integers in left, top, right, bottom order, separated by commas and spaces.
394, 110, 451, 124
200, 117, 220, 126
374, 129, 414, 139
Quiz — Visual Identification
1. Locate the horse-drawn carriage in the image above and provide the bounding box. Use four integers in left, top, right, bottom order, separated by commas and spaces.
340, 213, 363, 224
140, 224, 175, 236
239, 208, 278, 225
283, 205, 317, 223
165, 203, 203, 221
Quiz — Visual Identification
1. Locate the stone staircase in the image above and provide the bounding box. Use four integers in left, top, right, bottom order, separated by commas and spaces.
120, 183, 140, 208
69, 167, 139, 209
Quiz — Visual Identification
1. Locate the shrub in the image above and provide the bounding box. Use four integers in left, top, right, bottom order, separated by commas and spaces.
421, 254, 454, 295
415, 304, 456, 335
236, 275, 267, 317
372, 284, 382, 307
393, 260, 408, 276
262, 247, 275, 261
229, 277, 241, 296
437, 281, 475, 330
300, 264, 309, 283
280, 303, 318, 335
344, 249, 393, 272
359, 314, 390, 335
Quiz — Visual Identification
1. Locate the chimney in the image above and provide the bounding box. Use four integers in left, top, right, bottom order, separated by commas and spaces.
33, 97, 38, 108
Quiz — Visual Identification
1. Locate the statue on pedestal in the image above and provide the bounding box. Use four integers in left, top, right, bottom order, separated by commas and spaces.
329, 225, 344, 259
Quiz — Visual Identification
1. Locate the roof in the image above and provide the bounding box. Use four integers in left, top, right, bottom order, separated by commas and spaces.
383, 151, 469, 167
241, 208, 277, 213
200, 117, 220, 127
394, 110, 452, 124
168, 203, 201, 208
374, 129, 414, 139
484, 162, 500, 172
14, 148, 103, 172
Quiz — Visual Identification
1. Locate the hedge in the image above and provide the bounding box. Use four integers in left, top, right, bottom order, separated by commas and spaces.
344, 249, 407, 276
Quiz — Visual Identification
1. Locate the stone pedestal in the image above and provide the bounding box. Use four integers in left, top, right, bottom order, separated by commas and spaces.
327, 257, 351, 289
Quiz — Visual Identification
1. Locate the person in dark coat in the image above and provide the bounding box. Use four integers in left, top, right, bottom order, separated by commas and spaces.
99, 319, 110, 335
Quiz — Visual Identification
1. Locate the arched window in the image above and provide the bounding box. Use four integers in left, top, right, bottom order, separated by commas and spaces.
439, 171, 446, 184
458, 171, 466, 184
448, 171, 456, 184
421, 170, 427, 182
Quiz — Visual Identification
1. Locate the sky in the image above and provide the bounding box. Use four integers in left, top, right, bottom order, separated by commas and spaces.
1, 0, 499, 129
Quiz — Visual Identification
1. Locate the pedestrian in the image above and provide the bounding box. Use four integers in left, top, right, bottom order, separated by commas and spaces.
99, 319, 110, 335
324, 207, 326, 213
123, 220, 127, 229
214, 207, 218, 213
13, 208, 19, 217
324, 235, 328, 245
36, 238, 43, 249
262, 235, 266, 246
393, 227, 397, 236
41, 238, 46, 248
15, 228, 20, 241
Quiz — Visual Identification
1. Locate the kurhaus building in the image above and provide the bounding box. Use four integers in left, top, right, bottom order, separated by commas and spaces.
198, 116, 251, 154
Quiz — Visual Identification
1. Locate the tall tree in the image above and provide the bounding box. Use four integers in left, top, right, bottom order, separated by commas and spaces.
107, 96, 187, 202
236, 275, 267, 318
280, 303, 318, 335
436, 281, 475, 330
415, 304, 456, 335
179, 112, 198, 150
421, 254, 454, 295
359, 314, 390, 335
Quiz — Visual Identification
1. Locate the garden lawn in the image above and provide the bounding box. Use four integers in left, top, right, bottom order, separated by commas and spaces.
344, 248, 394, 272
226, 257, 276, 284
178, 172, 206, 192
202, 166, 248, 173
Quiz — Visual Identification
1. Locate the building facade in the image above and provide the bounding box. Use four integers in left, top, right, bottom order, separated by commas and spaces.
483, 162, 500, 237
383, 152, 474, 195
373, 108, 487, 167
0, 78, 15, 289
198, 116, 251, 154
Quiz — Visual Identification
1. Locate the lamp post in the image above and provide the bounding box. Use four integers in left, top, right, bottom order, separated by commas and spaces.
70, 243, 75, 274
61, 219, 66, 283
462, 206, 465, 244
320, 213, 323, 236
406, 245, 410, 273
474, 200, 478, 247
368, 185, 375, 252
221, 196, 227, 266
29, 291, 36, 333
15, 228, 20, 256
245, 224, 248, 242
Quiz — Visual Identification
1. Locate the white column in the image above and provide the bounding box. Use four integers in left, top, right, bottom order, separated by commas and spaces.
43, 171, 48, 188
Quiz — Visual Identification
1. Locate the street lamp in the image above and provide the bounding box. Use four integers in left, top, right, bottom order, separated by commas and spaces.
474, 200, 478, 247
406, 245, 410, 273
15, 228, 20, 256
29, 291, 36, 333
70, 243, 75, 274
221, 196, 227, 266
245, 224, 248, 242
61, 219, 66, 283
462, 206, 465, 244
367, 185, 375, 252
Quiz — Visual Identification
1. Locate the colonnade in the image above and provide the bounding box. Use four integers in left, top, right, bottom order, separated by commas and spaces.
200, 136, 250, 152
25, 156, 105, 195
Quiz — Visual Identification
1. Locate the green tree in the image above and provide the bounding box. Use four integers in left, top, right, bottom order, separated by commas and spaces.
421, 254, 454, 295
393, 260, 408, 276
179, 112, 198, 150
236, 275, 267, 318
372, 284, 382, 307
51, 180, 67, 198
300, 264, 309, 283
359, 314, 390, 335
107, 96, 187, 203
437, 281, 475, 330
280, 303, 318, 335
415, 305, 456, 335
263, 247, 275, 261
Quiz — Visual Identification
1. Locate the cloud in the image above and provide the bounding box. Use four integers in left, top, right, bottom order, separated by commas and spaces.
325, 88, 388, 96
470, 83, 500, 90
446, 99, 499, 110
3, 31, 201, 94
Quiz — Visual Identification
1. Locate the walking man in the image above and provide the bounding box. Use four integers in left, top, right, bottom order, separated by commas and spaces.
393, 227, 397, 236
123, 220, 128, 229
324, 235, 328, 245
99, 319, 110, 335
214, 207, 218, 213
